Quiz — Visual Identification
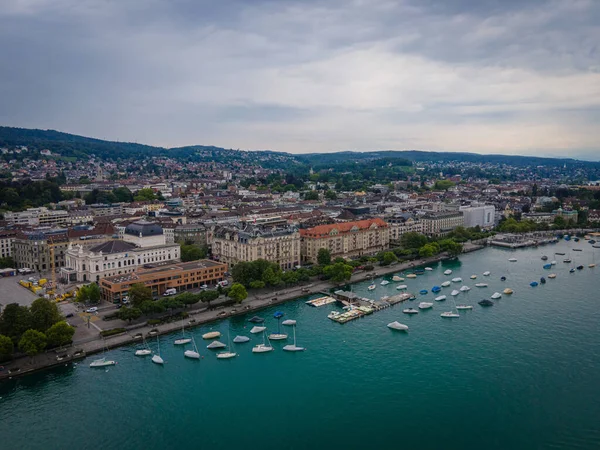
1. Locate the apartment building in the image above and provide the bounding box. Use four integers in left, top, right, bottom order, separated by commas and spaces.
420, 211, 465, 236
0, 231, 15, 259
4, 207, 69, 227
459, 204, 496, 229
13, 229, 69, 272
387, 214, 424, 245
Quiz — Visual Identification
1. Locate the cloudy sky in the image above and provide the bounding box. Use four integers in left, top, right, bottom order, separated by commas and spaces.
1, 0, 599, 159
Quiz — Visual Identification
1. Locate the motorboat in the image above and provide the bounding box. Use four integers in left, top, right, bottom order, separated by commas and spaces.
419, 289, 428, 295
540, 277, 546, 284
530, 281, 539, 287
551, 260, 557, 265
282, 319, 297, 326
570, 268, 575, 273
548, 274, 557, 279
478, 299, 494, 307
431, 286, 441, 293
573, 248, 583, 252
396, 285, 408, 290
459, 285, 471, 292
452, 277, 462, 283
555, 252, 566, 255
541, 255, 548, 261
440, 311, 460, 318
283, 325, 305, 352
450, 290, 460, 296
380, 280, 390, 286
475, 283, 488, 288
491, 292, 502, 299
250, 326, 266, 334
444, 269, 453, 275
403, 308, 419, 315
406, 274, 417, 279
503, 288, 514, 295
500, 276, 507, 281
202, 331, 221, 340
425, 267, 433, 271
327, 311, 340, 320
456, 305, 473, 310
415, 269, 425, 275
248, 316, 265, 323
268, 333, 288, 340
543, 263, 552, 269
563, 258, 572, 263
589, 264, 596, 268
207, 341, 226, 349
135, 349, 152, 356
441, 281, 451, 287
368, 283, 376, 290
184, 336, 201, 359
392, 275, 404, 282
387, 321, 409, 331
233, 335, 250, 343
435, 295, 447, 301
470, 275, 477, 279
483, 271, 491, 276
509, 258, 517, 262
90, 357, 116, 368
577, 265, 584, 270
418, 302, 433, 309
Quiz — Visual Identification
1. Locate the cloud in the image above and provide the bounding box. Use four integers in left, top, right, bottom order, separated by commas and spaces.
0, 0, 598, 159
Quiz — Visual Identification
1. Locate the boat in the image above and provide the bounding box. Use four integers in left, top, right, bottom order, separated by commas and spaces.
135, 337, 152, 356
590, 239, 596, 244
491, 292, 502, 299
207, 341, 226, 349
406, 274, 417, 279
551, 260, 557, 265
590, 264, 596, 268
419, 289, 428, 295
184, 336, 201, 359
90, 357, 116, 368
450, 290, 460, 296
483, 271, 491, 276
555, 252, 566, 255
403, 308, 419, 315
392, 275, 404, 282
174, 318, 192, 345
456, 305, 473, 310
459, 285, 471, 292
541, 255, 548, 261
248, 316, 265, 323
202, 331, 221, 340
576, 265, 584, 270
425, 267, 433, 271
503, 288, 513, 295
509, 258, 517, 262
216, 332, 237, 359
570, 268, 575, 273
540, 277, 546, 284
441, 281, 451, 287
475, 283, 488, 288
452, 277, 462, 283
565, 235, 571, 241
269, 311, 288, 341
282, 319, 297, 326
478, 299, 494, 307
470, 275, 477, 279
151, 336, 164, 365
444, 269, 453, 275
252, 330, 274, 353
548, 273, 557, 279
563, 258, 572, 263
327, 311, 340, 320
543, 263, 552, 269
573, 248, 582, 252
500, 276, 507, 281
530, 281, 539, 287
396, 284, 408, 290
574, 237, 580, 242
380, 280, 390, 286
233, 335, 250, 343
283, 325, 305, 352
440, 311, 460, 318
431, 286, 441, 293
368, 283, 376, 290
414, 269, 425, 275
594, 244, 600, 248
387, 321, 409, 331
418, 302, 433, 309
435, 295, 447, 301
250, 326, 266, 334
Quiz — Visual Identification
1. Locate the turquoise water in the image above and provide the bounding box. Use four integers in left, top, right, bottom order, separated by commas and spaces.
2, 241, 600, 449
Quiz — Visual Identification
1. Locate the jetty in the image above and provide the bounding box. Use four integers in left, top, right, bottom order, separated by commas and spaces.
305, 295, 337, 307
489, 233, 558, 249
328, 290, 413, 324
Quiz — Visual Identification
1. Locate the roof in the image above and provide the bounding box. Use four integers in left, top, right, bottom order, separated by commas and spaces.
89, 240, 136, 254
300, 218, 388, 238
124, 220, 163, 237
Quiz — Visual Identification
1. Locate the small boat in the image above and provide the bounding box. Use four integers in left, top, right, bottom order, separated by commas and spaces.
441, 281, 451, 287
573, 248, 582, 252
216, 333, 237, 359
90, 357, 116, 368
470, 275, 477, 279
135, 337, 152, 356
483, 271, 491, 276
576, 265, 584, 270
406, 274, 417, 279
250, 326, 266, 334
207, 341, 226, 349
327, 311, 340, 320
555, 252, 566, 255
380, 280, 390, 286
590, 239, 596, 244
392, 275, 404, 282
548, 274, 557, 279
252, 331, 274, 353
419, 289, 428, 295
450, 290, 460, 296
543, 264, 552, 269
174, 318, 191, 345
530, 281, 539, 287
475, 283, 488, 288
368, 283, 376, 290
233, 335, 250, 343
459, 285, 471, 292
283, 325, 305, 352
456, 305, 473, 310
444, 269, 453, 275
478, 299, 494, 307
570, 268, 575, 273
268, 333, 288, 340
403, 308, 419, 315
202, 331, 221, 340
435, 295, 447, 301
589, 264, 596, 268
418, 302, 433, 309
425, 267, 433, 271
431, 286, 441, 293
551, 260, 557, 265
409, 295, 417, 300
503, 288, 514, 295
541, 255, 548, 261
396, 285, 408, 290
248, 316, 265, 324
491, 292, 502, 299
414, 269, 425, 275
282, 319, 297, 326
151, 336, 164, 365
565, 235, 571, 241
452, 277, 462, 283
440, 311, 460, 318
500, 276, 507, 281
509, 258, 517, 262
540, 277, 546, 284
184, 336, 201, 359
387, 321, 409, 331
574, 237, 580, 242
563, 258, 572, 263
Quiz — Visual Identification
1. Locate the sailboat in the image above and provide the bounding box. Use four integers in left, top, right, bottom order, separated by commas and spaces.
282, 319, 297, 326
435, 295, 447, 301
135, 336, 152, 356
207, 340, 226, 349
252, 330, 274, 353
152, 336, 164, 365
184, 336, 201, 359
233, 335, 250, 343
283, 325, 305, 352
90, 342, 117, 367
250, 325, 266, 334
174, 318, 192, 345
217, 332, 237, 359
441, 296, 460, 317
269, 311, 288, 340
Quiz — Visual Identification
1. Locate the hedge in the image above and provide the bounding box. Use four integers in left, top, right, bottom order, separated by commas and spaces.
100, 328, 126, 337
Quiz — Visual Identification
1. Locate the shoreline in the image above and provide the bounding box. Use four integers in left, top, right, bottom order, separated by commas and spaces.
0, 244, 484, 381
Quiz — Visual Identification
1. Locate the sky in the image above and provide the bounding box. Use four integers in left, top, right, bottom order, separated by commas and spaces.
0, 0, 599, 159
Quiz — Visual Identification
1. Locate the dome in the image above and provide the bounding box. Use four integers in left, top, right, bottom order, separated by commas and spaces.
124, 220, 163, 237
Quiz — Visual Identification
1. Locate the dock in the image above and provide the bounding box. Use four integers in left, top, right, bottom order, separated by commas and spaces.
328, 290, 413, 324
305, 295, 337, 307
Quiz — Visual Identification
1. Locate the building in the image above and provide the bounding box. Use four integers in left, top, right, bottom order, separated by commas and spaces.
421, 211, 464, 236
209, 225, 300, 270
90, 203, 124, 217
174, 223, 207, 246
553, 208, 578, 223
13, 229, 69, 272
61, 220, 180, 283
300, 218, 390, 264
459, 205, 495, 229
387, 214, 424, 245
0, 231, 15, 259
521, 212, 555, 224
4, 207, 69, 227
99, 259, 227, 303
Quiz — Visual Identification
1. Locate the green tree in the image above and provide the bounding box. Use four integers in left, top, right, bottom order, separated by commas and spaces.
0, 303, 32, 343
317, 248, 332, 266
0, 256, 15, 268
418, 243, 440, 258
46, 321, 75, 348
116, 306, 142, 323
76, 283, 101, 305
249, 280, 266, 289
553, 215, 566, 228
304, 191, 319, 201
381, 252, 398, 266
0, 334, 14, 360
29, 298, 62, 333
112, 187, 134, 202
282, 270, 299, 285
158, 297, 183, 312
139, 300, 165, 316
200, 290, 219, 308
401, 232, 429, 250
176, 292, 200, 308
18, 329, 47, 358
180, 244, 208, 262
262, 267, 280, 286
228, 283, 248, 303
134, 188, 156, 202
323, 262, 353, 283
129, 283, 152, 307
434, 180, 455, 191
324, 190, 337, 200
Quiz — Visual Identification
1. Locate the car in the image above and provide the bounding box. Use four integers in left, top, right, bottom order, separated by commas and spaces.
86, 307, 98, 313
200, 284, 208, 289
122, 299, 129, 304
115, 304, 122, 309
65, 313, 74, 318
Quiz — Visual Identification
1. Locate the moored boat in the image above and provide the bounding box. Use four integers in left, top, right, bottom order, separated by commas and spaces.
491, 292, 502, 299
478, 299, 494, 307
548, 273, 557, 278
425, 267, 433, 271
509, 258, 517, 262
207, 341, 226, 349
406, 274, 417, 279
396, 284, 408, 290
503, 288, 514, 295
202, 331, 221, 340
250, 326, 266, 334
387, 321, 409, 331
435, 295, 447, 301
483, 271, 491, 276
451, 277, 462, 283
431, 286, 441, 293
380, 280, 390, 285
403, 308, 419, 315
470, 275, 477, 279
233, 335, 250, 343
419, 289, 428, 295
248, 316, 265, 323
475, 283, 488, 288
444, 269, 453, 275
418, 302, 433, 309
456, 305, 473, 310
530, 281, 539, 287
441, 281, 451, 287
450, 289, 460, 296
440, 311, 460, 318
368, 283, 376, 290
459, 285, 471, 292
392, 275, 404, 282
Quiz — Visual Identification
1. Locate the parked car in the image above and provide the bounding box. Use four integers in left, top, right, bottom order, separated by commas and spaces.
163, 288, 177, 296
200, 284, 208, 289
65, 313, 74, 318
86, 307, 98, 313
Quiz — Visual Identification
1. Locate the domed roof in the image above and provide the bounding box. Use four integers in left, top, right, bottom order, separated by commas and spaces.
124, 220, 163, 237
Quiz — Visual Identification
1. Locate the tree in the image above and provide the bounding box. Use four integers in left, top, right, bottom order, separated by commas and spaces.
112, 187, 134, 203
200, 290, 219, 308
158, 297, 183, 312
18, 329, 47, 358
249, 280, 266, 289
0, 334, 14, 360
46, 321, 75, 348
180, 244, 208, 262
76, 283, 101, 305
29, 298, 62, 333
0, 303, 31, 342
262, 267, 280, 286
304, 191, 319, 201
401, 232, 429, 250
553, 215, 566, 229
324, 190, 337, 200
129, 283, 152, 307
282, 270, 299, 286
116, 307, 142, 324
139, 300, 165, 316
228, 283, 248, 304
323, 262, 353, 283
317, 248, 332, 266
133, 188, 156, 202
0, 256, 15, 268
419, 244, 438, 258
381, 252, 398, 266
434, 180, 455, 191
176, 292, 200, 308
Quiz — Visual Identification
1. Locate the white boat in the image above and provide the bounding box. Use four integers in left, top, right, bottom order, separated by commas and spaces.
508, 258, 517, 262
452, 277, 462, 283
233, 335, 250, 343
392, 275, 404, 282
217, 332, 237, 359
282, 319, 297, 326
250, 326, 266, 334
202, 331, 221, 340
184, 336, 201, 359
327, 311, 340, 320
252, 330, 274, 353
174, 318, 191, 345
548, 273, 557, 279
418, 302, 433, 309
268, 333, 288, 340
207, 340, 226, 349
368, 284, 376, 290
380, 280, 390, 286
483, 271, 491, 276
491, 292, 502, 299
435, 295, 447, 301
387, 321, 409, 331
444, 269, 453, 275
406, 274, 417, 279
440, 311, 460, 318
551, 261, 557, 265
283, 325, 305, 352
470, 275, 477, 279
441, 281, 451, 287
459, 285, 471, 292
475, 283, 488, 288
456, 305, 473, 310
135, 337, 152, 356
425, 267, 433, 271
451, 290, 460, 296
152, 336, 164, 365
403, 308, 419, 314
396, 284, 408, 290
90, 357, 116, 368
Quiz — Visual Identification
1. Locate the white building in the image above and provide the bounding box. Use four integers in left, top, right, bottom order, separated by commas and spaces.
459, 205, 496, 229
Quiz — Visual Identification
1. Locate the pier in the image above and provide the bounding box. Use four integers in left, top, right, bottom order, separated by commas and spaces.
489, 233, 558, 248
327, 290, 413, 324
